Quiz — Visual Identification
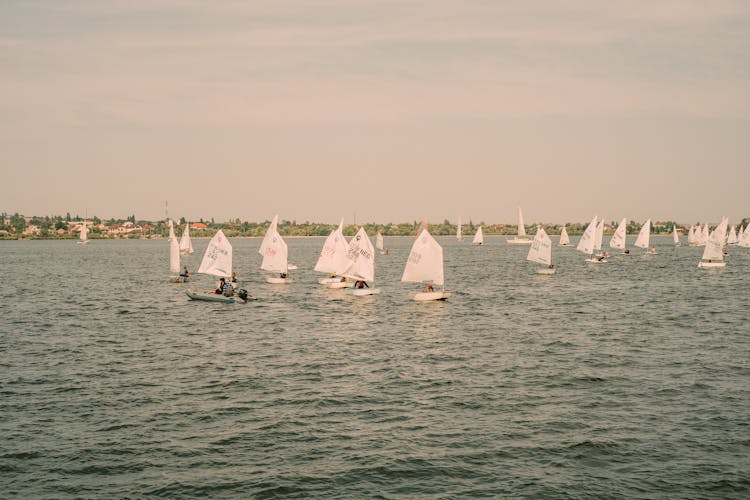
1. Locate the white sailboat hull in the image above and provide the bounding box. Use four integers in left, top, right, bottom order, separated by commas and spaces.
266, 277, 293, 284
585, 257, 607, 264
327, 281, 354, 289
318, 277, 339, 284
536, 268, 556, 275
698, 261, 726, 268
413, 291, 451, 301
507, 237, 533, 245
352, 288, 380, 296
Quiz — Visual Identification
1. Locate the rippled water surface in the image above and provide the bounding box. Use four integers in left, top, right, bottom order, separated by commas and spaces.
2, 236, 749, 498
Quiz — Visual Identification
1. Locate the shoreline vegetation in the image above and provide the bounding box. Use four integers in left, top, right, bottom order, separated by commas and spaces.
3, 212, 747, 241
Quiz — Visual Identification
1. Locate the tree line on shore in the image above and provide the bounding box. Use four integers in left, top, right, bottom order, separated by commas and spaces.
5, 212, 746, 240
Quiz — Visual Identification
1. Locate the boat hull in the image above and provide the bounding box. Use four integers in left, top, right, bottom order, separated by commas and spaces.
698, 261, 726, 268
318, 277, 339, 284
266, 277, 293, 284
352, 288, 380, 296
536, 268, 556, 275
413, 291, 451, 301
507, 238, 533, 245
585, 258, 607, 264
327, 281, 354, 289
186, 290, 236, 303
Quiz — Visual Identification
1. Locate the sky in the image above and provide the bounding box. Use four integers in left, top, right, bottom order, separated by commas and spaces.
2, 0, 749, 224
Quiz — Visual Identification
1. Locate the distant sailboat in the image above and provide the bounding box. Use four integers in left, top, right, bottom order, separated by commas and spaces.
179, 223, 194, 255
315, 219, 349, 285
687, 225, 697, 246
343, 227, 380, 296
527, 226, 554, 274
402, 227, 451, 301
376, 231, 389, 255
456, 217, 464, 243
260, 215, 291, 283
507, 207, 533, 245
701, 223, 710, 246
634, 219, 654, 254
727, 225, 739, 245
77, 221, 89, 245
472, 226, 484, 245
187, 230, 249, 302
610, 217, 628, 253
673, 225, 681, 246
559, 225, 570, 246
593, 218, 606, 257
578, 216, 605, 263
738, 224, 750, 248
698, 217, 728, 268
168, 220, 184, 282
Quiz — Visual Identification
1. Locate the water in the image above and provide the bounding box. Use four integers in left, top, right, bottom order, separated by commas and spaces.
2, 236, 749, 498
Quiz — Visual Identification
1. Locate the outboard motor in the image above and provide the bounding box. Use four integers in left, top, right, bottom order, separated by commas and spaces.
238, 289, 249, 301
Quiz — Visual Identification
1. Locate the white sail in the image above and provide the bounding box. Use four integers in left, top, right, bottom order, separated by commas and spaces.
702, 217, 728, 261
739, 225, 750, 248
634, 219, 651, 249
402, 228, 444, 286
79, 221, 88, 243
457, 217, 463, 241
168, 219, 176, 241
342, 227, 375, 282
179, 223, 194, 255
314, 219, 349, 274
559, 225, 570, 246
727, 225, 738, 244
594, 218, 604, 251
517, 207, 527, 237
687, 225, 695, 245
576, 216, 598, 255
701, 223, 710, 245
259, 215, 288, 273
527, 226, 552, 266
472, 226, 484, 245
170, 237, 180, 273
673, 226, 680, 245
376, 231, 384, 251
197, 229, 232, 277
610, 218, 627, 249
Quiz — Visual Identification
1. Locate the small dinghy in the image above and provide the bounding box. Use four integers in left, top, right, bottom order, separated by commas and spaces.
259, 215, 293, 283
402, 226, 451, 301
698, 217, 728, 269
506, 207, 533, 245
186, 288, 251, 303
527, 226, 555, 275
341, 227, 380, 297
578, 216, 605, 263
167, 220, 189, 282
472, 225, 484, 245
314, 218, 349, 286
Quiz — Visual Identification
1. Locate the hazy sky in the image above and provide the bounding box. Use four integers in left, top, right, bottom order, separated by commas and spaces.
2, 0, 749, 224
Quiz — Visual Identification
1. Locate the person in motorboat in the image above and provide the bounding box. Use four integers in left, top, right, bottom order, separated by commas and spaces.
213, 277, 226, 294
355, 280, 369, 289
180, 267, 190, 278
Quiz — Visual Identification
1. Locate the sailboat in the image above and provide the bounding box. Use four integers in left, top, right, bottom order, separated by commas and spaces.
507, 207, 533, 244
738, 224, 750, 248
260, 215, 291, 283
527, 226, 554, 274
727, 225, 739, 245
186, 230, 249, 302
673, 225, 681, 246
634, 219, 654, 254
179, 223, 194, 255
77, 221, 89, 245
578, 216, 605, 263
315, 219, 350, 285
687, 225, 696, 246
402, 227, 451, 301
168, 220, 186, 282
593, 218, 607, 257
472, 225, 484, 245
376, 231, 389, 255
698, 217, 729, 268
342, 227, 380, 296
559, 225, 570, 246
701, 223, 710, 246
610, 218, 628, 253
457, 217, 464, 243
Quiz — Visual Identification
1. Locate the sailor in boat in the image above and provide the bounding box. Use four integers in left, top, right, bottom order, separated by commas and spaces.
596, 255, 606, 262
425, 282, 435, 293
213, 277, 227, 294
340, 276, 348, 283
180, 267, 190, 279
279, 272, 287, 279
624, 248, 630, 254
548, 264, 554, 270
231, 272, 238, 283
355, 280, 369, 289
